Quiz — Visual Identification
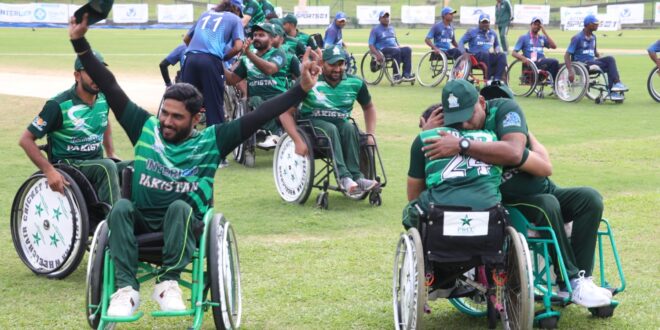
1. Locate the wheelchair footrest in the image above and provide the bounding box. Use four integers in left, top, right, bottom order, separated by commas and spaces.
152, 309, 195, 317
102, 311, 144, 322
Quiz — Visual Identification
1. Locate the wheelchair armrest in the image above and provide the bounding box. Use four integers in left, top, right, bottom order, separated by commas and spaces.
121, 166, 134, 200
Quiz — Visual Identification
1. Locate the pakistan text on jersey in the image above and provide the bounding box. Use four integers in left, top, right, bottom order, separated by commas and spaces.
248, 80, 276, 87
70, 134, 102, 144
66, 143, 101, 152
138, 173, 200, 193
146, 159, 199, 179
311, 110, 348, 119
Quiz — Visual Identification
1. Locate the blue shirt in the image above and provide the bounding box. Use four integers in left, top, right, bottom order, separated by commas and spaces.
426, 22, 455, 51
566, 31, 596, 62
513, 33, 550, 60
186, 10, 244, 60
368, 24, 398, 50
324, 22, 343, 47
648, 40, 660, 53
165, 43, 187, 67
459, 27, 500, 55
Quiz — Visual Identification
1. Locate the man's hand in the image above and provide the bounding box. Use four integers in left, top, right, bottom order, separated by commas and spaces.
69, 13, 89, 40
421, 130, 460, 160
375, 53, 384, 63
432, 48, 441, 55
294, 140, 309, 156
44, 168, 69, 194
567, 68, 575, 83
300, 47, 321, 92
242, 38, 253, 54
420, 107, 444, 130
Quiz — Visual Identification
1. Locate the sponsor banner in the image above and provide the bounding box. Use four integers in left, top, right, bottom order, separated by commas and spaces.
293, 6, 329, 25
513, 4, 550, 25
459, 6, 496, 25
656, 2, 660, 23
401, 5, 435, 24
112, 4, 148, 24
564, 13, 620, 31
606, 3, 644, 24
560, 5, 597, 25
356, 5, 390, 25
33, 3, 70, 23
158, 4, 193, 23
0, 3, 36, 23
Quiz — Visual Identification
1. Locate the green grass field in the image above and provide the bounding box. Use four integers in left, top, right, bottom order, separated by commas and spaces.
0, 27, 658, 329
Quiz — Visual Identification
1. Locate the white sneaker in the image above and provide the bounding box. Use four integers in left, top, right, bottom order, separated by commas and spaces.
107, 286, 140, 317
257, 134, 279, 148
356, 178, 378, 192
340, 177, 358, 194
152, 280, 186, 311
570, 271, 611, 308
586, 276, 613, 299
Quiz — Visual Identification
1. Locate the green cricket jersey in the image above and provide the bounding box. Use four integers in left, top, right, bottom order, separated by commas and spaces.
299, 74, 371, 120
408, 127, 502, 210
282, 35, 305, 58
243, 0, 264, 29
234, 47, 288, 100
27, 85, 108, 161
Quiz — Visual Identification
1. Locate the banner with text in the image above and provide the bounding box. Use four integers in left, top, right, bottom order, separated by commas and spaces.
157, 4, 193, 23
112, 4, 148, 23
560, 6, 597, 26
0, 3, 74, 23
564, 13, 620, 31
401, 5, 435, 24
513, 4, 550, 25
294, 6, 329, 25
606, 3, 644, 24
356, 5, 390, 25
459, 6, 495, 25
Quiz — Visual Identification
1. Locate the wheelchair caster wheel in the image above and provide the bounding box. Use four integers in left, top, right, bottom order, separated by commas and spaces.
595, 97, 603, 104
369, 191, 382, 206
589, 304, 616, 318
537, 316, 559, 329
316, 192, 328, 209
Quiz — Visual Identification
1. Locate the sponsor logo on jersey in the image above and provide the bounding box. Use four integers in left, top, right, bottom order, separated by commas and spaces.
31, 116, 48, 131
502, 112, 521, 128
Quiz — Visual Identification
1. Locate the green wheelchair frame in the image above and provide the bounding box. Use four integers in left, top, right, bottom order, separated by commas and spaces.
506, 206, 626, 329
86, 209, 241, 330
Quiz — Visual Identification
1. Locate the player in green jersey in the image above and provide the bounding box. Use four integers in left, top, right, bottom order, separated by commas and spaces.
258, 0, 277, 20
69, 14, 321, 317
19, 51, 120, 208
280, 46, 379, 195
270, 23, 301, 82
271, 18, 306, 59
242, 0, 264, 36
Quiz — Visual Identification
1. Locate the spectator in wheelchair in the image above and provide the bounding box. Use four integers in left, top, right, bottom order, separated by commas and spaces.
158, 43, 186, 88
70, 14, 322, 317
425, 7, 462, 61
368, 10, 415, 82
458, 13, 508, 83
280, 46, 380, 195
324, 11, 347, 49
18, 50, 121, 208
564, 14, 628, 100
512, 17, 559, 81
224, 22, 289, 148
649, 39, 660, 72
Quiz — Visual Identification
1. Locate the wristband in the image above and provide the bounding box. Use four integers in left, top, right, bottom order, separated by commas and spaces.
516, 148, 530, 168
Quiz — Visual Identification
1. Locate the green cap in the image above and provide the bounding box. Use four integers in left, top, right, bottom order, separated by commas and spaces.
253, 22, 276, 37
270, 18, 283, 28
272, 23, 285, 37
442, 79, 479, 126
74, 50, 107, 71
74, 0, 114, 25
322, 46, 346, 64
282, 14, 298, 26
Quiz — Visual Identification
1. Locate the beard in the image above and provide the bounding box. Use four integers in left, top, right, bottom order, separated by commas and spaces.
80, 80, 99, 95
161, 122, 193, 143
253, 39, 267, 50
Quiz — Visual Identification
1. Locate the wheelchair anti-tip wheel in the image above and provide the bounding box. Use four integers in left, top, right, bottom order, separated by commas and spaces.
393, 227, 425, 330
500, 226, 534, 330
647, 67, 660, 102
506, 59, 539, 97
416, 51, 449, 87
360, 51, 385, 86
273, 129, 314, 204
11, 170, 88, 279
554, 63, 588, 102
231, 100, 255, 167
209, 214, 242, 330
86, 220, 109, 329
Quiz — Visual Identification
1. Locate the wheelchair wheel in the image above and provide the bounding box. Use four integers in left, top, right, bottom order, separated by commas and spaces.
416, 51, 448, 87
554, 63, 588, 102
11, 170, 88, 279
450, 56, 472, 81
86, 220, 108, 329
273, 128, 314, 204
384, 57, 402, 86
344, 143, 376, 201
585, 66, 608, 101
231, 100, 255, 167
223, 86, 237, 123
647, 67, 660, 102
209, 214, 242, 330
393, 228, 425, 330
501, 226, 534, 330
360, 51, 384, 85
506, 59, 538, 97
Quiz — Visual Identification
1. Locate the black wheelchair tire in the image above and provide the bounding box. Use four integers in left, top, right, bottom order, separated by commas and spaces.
506, 59, 538, 97
647, 67, 660, 102
360, 51, 385, 85
209, 214, 242, 330
86, 221, 109, 329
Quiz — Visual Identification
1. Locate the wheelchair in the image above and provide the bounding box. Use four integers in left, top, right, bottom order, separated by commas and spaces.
272, 118, 387, 209
647, 66, 660, 102
393, 204, 534, 329
359, 49, 414, 86
85, 210, 241, 329
506, 207, 626, 328
450, 54, 490, 89
416, 50, 454, 87
555, 62, 627, 104
506, 59, 554, 98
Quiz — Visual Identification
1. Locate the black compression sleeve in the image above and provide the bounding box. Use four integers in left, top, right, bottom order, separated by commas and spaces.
159, 59, 172, 86
238, 84, 307, 140
71, 37, 129, 119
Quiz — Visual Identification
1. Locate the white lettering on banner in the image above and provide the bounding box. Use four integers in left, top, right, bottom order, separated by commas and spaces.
513, 5, 550, 25
0, 3, 34, 23
293, 6, 329, 25
459, 6, 496, 25
606, 4, 644, 25
157, 4, 193, 23
401, 5, 435, 25
113, 4, 148, 24
564, 13, 620, 31
656, 2, 660, 23
356, 5, 390, 25
560, 6, 597, 25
